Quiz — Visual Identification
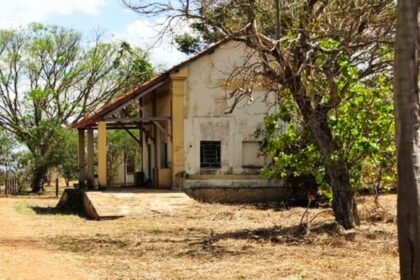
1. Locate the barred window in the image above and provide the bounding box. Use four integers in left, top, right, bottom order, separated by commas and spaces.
200, 141, 221, 168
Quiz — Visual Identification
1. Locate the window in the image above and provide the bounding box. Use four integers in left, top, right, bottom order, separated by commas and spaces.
242, 141, 263, 168
200, 141, 221, 168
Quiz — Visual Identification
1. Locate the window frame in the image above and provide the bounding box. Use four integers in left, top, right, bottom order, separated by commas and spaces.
200, 140, 222, 169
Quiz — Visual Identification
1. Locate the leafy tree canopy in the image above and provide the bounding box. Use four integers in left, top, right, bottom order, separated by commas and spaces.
260, 73, 395, 198
0, 23, 154, 191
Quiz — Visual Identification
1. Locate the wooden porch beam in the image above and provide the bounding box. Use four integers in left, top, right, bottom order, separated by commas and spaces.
102, 116, 171, 123
152, 120, 173, 141
118, 122, 142, 145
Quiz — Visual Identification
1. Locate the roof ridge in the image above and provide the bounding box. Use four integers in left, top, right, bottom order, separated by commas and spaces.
72, 38, 231, 129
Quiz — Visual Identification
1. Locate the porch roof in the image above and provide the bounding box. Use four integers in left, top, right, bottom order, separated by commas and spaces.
71, 39, 229, 129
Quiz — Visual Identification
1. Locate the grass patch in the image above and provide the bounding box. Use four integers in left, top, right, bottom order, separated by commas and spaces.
5, 193, 399, 279
14, 201, 36, 216
13, 200, 80, 221
51, 234, 129, 253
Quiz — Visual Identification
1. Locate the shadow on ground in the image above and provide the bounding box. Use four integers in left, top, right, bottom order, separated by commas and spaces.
195, 222, 342, 248
44, 220, 372, 261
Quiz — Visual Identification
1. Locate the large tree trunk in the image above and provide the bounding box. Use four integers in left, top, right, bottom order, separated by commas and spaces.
295, 94, 359, 229
394, 0, 420, 278
326, 163, 359, 229
311, 124, 359, 229
31, 163, 48, 193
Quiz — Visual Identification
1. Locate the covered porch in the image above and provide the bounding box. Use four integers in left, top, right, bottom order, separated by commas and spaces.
72, 67, 188, 190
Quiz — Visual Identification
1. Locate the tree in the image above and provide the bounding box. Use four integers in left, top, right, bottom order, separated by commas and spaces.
0, 128, 15, 169
107, 130, 140, 186
54, 129, 78, 187
124, 0, 395, 229
0, 24, 154, 192
394, 0, 420, 278
0, 128, 16, 185
260, 73, 395, 201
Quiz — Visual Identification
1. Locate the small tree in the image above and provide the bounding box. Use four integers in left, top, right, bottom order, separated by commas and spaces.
107, 130, 140, 186
0, 128, 16, 186
0, 128, 15, 171
53, 129, 78, 187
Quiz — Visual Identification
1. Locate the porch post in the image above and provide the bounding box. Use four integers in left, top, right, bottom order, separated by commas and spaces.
170, 67, 188, 185
97, 121, 107, 188
78, 129, 86, 188
86, 128, 95, 188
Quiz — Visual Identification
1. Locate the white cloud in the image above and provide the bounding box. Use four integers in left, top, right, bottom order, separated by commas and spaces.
0, 0, 105, 28
115, 18, 188, 68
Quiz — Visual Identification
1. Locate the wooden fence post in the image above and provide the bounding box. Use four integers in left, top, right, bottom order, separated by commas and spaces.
55, 178, 59, 197
4, 178, 7, 197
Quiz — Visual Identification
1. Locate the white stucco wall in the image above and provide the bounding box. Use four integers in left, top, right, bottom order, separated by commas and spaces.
184, 41, 275, 175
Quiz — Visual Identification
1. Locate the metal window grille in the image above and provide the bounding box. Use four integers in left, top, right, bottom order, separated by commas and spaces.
200, 141, 221, 168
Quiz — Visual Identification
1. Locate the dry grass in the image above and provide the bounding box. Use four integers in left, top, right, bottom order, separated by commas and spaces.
12, 192, 398, 280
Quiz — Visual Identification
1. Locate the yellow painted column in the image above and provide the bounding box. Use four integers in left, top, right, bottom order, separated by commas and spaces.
170, 67, 188, 185
78, 129, 86, 188
86, 128, 95, 188
97, 121, 107, 188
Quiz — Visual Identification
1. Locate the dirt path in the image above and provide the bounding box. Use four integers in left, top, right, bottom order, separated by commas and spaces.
0, 198, 87, 280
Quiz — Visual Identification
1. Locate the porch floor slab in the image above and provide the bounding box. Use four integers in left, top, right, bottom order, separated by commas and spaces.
58, 188, 194, 220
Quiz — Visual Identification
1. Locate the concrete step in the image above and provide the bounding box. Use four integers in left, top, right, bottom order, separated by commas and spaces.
57, 188, 193, 220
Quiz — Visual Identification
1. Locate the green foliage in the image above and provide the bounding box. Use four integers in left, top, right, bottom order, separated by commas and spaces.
108, 130, 139, 156
174, 7, 233, 54
107, 130, 140, 186
0, 128, 15, 165
54, 129, 78, 186
0, 24, 155, 191
175, 34, 203, 54
261, 74, 396, 197
114, 41, 154, 89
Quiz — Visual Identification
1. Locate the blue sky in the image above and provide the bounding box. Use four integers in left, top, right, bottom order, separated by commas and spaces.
0, 0, 187, 67
45, 1, 136, 34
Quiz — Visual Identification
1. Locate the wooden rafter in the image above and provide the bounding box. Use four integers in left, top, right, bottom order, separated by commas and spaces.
117, 121, 141, 145
101, 79, 168, 120
102, 116, 171, 123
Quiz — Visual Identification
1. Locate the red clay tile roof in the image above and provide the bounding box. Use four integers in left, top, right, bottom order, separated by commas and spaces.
72, 39, 230, 129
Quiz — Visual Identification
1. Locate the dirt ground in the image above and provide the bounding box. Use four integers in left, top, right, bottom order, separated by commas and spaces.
0, 189, 399, 280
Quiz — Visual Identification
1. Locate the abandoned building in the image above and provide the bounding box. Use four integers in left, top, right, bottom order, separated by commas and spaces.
72, 40, 288, 203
